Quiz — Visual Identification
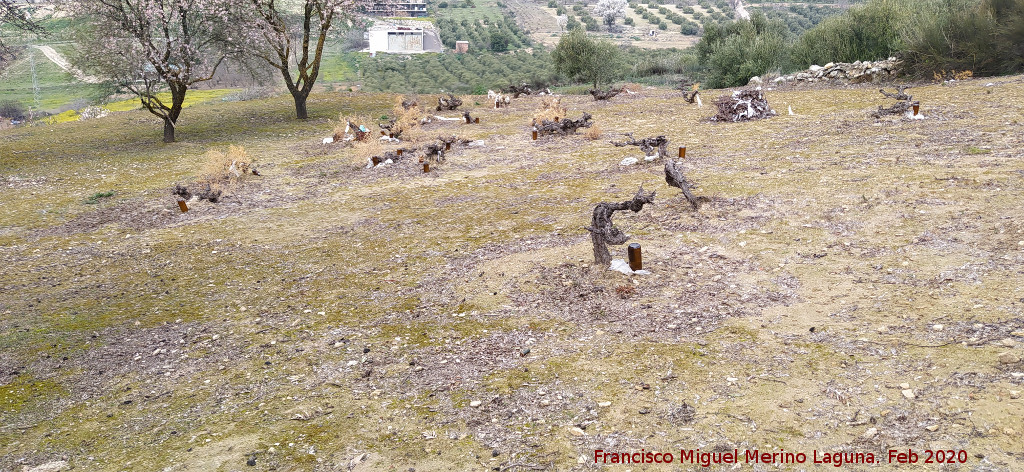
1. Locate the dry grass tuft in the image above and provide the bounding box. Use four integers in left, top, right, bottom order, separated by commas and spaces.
197, 145, 256, 194
531, 97, 567, 127
623, 83, 643, 93
585, 123, 603, 140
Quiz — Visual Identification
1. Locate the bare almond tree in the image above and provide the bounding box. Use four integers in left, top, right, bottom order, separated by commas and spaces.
69, 0, 236, 142
244, 0, 373, 119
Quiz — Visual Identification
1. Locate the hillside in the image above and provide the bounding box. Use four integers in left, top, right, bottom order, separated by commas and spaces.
2, 77, 1024, 471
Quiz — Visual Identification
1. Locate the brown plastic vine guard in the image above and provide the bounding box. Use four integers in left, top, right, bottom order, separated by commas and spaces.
628, 243, 643, 271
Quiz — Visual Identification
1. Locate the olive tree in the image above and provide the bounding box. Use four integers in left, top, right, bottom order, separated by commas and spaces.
551, 27, 622, 89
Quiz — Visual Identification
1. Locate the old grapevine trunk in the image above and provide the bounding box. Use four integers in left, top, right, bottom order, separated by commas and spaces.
586, 187, 656, 266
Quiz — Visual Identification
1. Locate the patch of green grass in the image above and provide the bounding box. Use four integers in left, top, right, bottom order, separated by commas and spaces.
83, 190, 115, 204
966, 146, 991, 155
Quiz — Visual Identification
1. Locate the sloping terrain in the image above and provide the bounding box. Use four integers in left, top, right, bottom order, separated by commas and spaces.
2, 78, 1024, 471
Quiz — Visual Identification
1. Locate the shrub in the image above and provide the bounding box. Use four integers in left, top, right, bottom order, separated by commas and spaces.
901, 0, 1024, 76
789, 0, 906, 68
0, 100, 27, 120
659, 22, 668, 29
549, 0, 558, 6
439, 1, 448, 6
625, 16, 635, 25
695, 12, 791, 88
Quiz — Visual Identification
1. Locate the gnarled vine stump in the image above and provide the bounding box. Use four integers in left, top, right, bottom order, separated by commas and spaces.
590, 87, 624, 101
585, 186, 656, 266
436, 94, 462, 111
871, 86, 914, 118
611, 133, 669, 159
665, 160, 708, 210
535, 112, 593, 136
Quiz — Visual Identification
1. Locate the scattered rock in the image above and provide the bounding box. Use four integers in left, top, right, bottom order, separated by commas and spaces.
932, 324, 944, 331
1005, 428, 1016, 436
926, 425, 940, 432
570, 427, 586, 436
598, 401, 612, 407
998, 352, 1021, 364
902, 389, 915, 399
469, 400, 482, 408
862, 427, 878, 439
1010, 390, 1020, 399
23, 462, 69, 472
899, 383, 910, 389
768, 58, 901, 85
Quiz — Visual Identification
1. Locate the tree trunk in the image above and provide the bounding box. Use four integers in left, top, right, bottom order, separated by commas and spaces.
163, 118, 175, 143
163, 83, 186, 143
292, 91, 309, 119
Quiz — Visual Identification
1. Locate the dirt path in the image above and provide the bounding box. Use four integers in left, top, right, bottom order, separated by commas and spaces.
32, 44, 102, 84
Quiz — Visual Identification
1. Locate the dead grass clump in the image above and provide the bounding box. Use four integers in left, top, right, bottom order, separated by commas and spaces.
585, 123, 603, 140
531, 97, 567, 127
174, 146, 257, 202
382, 97, 428, 138
934, 70, 973, 82
623, 83, 642, 93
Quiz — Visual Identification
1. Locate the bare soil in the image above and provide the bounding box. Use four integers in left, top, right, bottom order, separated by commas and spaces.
2, 79, 1023, 471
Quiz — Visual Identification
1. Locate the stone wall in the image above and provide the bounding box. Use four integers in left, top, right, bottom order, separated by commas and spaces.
756, 58, 903, 86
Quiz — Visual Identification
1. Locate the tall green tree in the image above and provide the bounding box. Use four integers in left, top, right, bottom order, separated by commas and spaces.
551, 27, 621, 89
695, 12, 790, 88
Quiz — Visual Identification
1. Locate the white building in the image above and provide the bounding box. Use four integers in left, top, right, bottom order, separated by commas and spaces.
367, 23, 443, 54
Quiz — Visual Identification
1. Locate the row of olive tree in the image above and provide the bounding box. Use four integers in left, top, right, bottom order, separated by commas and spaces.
64, 0, 374, 142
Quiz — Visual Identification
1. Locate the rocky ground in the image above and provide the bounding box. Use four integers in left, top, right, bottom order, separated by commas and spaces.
1, 77, 1023, 471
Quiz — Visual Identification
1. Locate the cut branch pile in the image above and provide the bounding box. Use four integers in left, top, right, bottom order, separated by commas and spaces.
871, 86, 914, 118
711, 89, 776, 122
585, 186, 656, 266
436, 94, 462, 111
590, 87, 625, 101
665, 160, 708, 210
611, 133, 668, 159
534, 112, 593, 136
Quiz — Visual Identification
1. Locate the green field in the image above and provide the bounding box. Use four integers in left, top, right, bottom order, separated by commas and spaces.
0, 47, 104, 113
